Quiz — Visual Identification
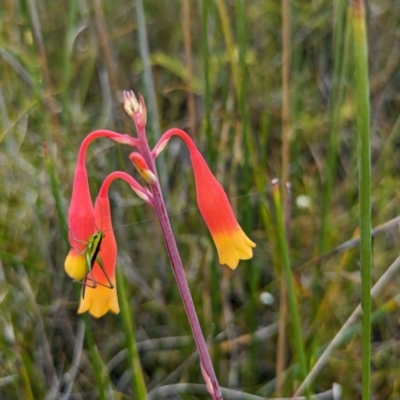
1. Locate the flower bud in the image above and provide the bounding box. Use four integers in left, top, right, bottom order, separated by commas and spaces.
129, 152, 157, 184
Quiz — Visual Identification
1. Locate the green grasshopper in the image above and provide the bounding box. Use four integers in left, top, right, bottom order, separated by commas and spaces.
70, 229, 114, 298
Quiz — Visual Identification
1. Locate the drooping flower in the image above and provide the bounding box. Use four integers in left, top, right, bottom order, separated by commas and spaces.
65, 130, 137, 281
152, 128, 256, 270
77, 171, 152, 318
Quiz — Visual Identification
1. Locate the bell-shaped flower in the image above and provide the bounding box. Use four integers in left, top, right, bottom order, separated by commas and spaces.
65, 130, 137, 281
77, 171, 152, 318
152, 129, 256, 270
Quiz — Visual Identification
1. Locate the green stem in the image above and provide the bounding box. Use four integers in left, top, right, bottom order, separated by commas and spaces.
116, 269, 148, 400
271, 180, 309, 397
84, 317, 110, 400
201, 0, 214, 165
134, 0, 168, 193
236, 0, 258, 384
43, 142, 69, 248
215, 0, 240, 100
319, 0, 347, 254
315, 0, 348, 322
352, 1, 371, 399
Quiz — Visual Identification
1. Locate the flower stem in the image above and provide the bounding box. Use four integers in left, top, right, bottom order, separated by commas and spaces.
136, 126, 223, 400
84, 317, 109, 400
117, 269, 148, 400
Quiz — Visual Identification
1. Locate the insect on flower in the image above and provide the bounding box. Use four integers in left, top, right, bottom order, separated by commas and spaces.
65, 168, 153, 318
65, 228, 114, 298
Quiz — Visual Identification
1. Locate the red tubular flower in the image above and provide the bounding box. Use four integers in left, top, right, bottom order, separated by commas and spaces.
77, 171, 152, 318
65, 130, 138, 281
152, 129, 256, 270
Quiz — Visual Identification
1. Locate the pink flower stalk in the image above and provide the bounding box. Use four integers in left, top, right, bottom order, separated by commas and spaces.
152, 128, 256, 269
77, 171, 152, 318
124, 90, 223, 400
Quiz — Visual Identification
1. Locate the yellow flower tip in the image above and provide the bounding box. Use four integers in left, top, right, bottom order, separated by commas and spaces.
64, 250, 87, 281
77, 283, 119, 319
213, 229, 256, 270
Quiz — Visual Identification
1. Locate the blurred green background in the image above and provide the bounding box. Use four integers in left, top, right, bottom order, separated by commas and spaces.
1, 0, 400, 399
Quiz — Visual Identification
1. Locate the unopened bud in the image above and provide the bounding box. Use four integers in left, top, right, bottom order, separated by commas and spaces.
123, 90, 139, 116
129, 152, 157, 184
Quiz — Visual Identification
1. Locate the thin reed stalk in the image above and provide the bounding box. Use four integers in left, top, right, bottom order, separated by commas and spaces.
352, 1, 371, 399
134, 0, 161, 143
319, 0, 347, 254
181, 0, 196, 137
61, 0, 77, 122
93, 0, 125, 123
116, 269, 148, 400
280, 0, 291, 195
134, 0, 168, 193
235, 0, 257, 379
277, 0, 291, 393
201, 0, 214, 164
312, 0, 349, 323
84, 318, 112, 400
215, 0, 240, 99
276, 184, 292, 395
43, 142, 68, 248
26, 0, 60, 135
271, 180, 309, 398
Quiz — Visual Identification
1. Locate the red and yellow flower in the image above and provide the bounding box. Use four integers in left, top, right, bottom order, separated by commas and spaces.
64, 131, 141, 317
76, 171, 152, 318
77, 172, 119, 318
152, 128, 256, 269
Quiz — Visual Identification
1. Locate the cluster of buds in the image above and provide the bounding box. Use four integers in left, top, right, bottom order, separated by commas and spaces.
64, 91, 255, 319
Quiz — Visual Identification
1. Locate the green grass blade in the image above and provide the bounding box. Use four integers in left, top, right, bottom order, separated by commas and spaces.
201, 0, 214, 165
319, 0, 347, 254
352, 1, 371, 399
43, 142, 69, 248
271, 180, 309, 397
134, 0, 161, 144
84, 317, 112, 400
235, 0, 258, 382
117, 268, 148, 400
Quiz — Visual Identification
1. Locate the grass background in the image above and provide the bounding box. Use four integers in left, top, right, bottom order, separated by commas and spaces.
1, 0, 400, 399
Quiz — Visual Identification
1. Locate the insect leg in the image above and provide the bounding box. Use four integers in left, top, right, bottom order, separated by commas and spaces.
93, 255, 114, 289
81, 251, 97, 299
